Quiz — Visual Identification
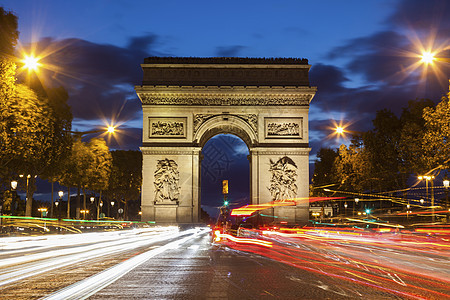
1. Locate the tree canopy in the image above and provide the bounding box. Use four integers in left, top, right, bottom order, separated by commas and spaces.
312, 98, 443, 195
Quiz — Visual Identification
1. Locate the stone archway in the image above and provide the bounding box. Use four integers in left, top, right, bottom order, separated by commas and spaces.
136, 57, 316, 224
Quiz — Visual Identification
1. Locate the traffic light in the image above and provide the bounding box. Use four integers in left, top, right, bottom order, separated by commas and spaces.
222, 180, 228, 195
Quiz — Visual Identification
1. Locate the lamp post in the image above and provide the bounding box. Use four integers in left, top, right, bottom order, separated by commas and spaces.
54, 200, 59, 219
344, 202, 348, 217
98, 201, 103, 220
354, 198, 359, 217
418, 175, 435, 222
90, 197, 95, 219
444, 177, 449, 210
55, 191, 64, 219
11, 181, 18, 216
80, 210, 89, 219
111, 201, 115, 219
20, 174, 35, 216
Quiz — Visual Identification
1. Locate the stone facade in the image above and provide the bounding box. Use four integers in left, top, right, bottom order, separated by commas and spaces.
136, 57, 316, 224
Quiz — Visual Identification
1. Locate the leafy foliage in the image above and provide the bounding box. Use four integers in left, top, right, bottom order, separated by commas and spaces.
104, 150, 142, 219
422, 95, 450, 171
313, 99, 439, 194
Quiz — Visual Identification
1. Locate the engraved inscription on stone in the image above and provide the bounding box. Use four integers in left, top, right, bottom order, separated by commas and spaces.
268, 156, 298, 201
149, 118, 186, 138
154, 158, 180, 204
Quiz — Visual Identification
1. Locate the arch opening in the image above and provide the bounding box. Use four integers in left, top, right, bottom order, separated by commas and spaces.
200, 134, 250, 221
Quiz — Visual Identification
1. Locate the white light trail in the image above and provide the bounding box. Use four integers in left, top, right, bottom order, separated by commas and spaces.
42, 227, 207, 300
0, 227, 185, 287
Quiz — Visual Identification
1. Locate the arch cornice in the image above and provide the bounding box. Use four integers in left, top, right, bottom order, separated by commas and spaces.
194, 114, 258, 148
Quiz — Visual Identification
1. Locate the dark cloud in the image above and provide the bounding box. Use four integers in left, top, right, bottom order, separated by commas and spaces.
309, 63, 349, 94
23, 35, 168, 123
329, 31, 414, 84
312, 2, 449, 126
214, 45, 246, 57
127, 33, 159, 52
388, 0, 450, 37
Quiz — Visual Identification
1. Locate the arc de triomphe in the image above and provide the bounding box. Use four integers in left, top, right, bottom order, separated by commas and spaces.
135, 57, 316, 224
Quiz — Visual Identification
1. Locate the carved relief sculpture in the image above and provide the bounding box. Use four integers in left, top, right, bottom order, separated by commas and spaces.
154, 159, 180, 204
268, 156, 298, 200
265, 117, 303, 139
149, 117, 186, 138
267, 122, 300, 136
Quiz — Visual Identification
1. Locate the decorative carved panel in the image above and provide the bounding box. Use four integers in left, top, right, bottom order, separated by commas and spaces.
265, 117, 303, 139
149, 117, 186, 138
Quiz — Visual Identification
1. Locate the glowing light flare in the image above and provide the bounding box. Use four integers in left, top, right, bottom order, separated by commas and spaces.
107, 126, 115, 134
421, 51, 436, 64
22, 55, 40, 71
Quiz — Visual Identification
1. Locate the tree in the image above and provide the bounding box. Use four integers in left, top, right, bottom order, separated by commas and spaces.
39, 87, 73, 216
0, 7, 19, 57
0, 7, 73, 216
311, 148, 338, 195
398, 99, 434, 175
422, 95, 450, 171
104, 150, 141, 220
332, 144, 371, 193
60, 139, 91, 218
86, 138, 112, 193
61, 138, 112, 219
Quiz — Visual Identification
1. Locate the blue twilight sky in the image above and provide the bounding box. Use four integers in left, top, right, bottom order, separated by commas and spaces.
1, 0, 449, 212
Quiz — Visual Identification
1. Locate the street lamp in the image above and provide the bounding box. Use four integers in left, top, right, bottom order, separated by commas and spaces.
419, 51, 450, 92
418, 175, 435, 222
353, 198, 359, 217
38, 207, 47, 218
56, 191, 63, 219
80, 210, 89, 219
343, 202, 348, 217
444, 177, 449, 210
22, 55, 40, 71
10, 180, 18, 216
67, 126, 116, 140
335, 126, 344, 135
99, 201, 103, 220
20, 174, 36, 216
110, 201, 115, 219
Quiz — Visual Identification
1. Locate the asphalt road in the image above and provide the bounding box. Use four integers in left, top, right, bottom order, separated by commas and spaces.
1, 226, 449, 299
